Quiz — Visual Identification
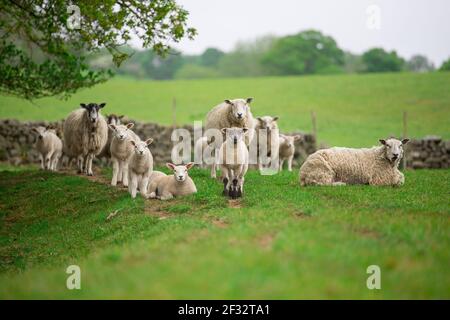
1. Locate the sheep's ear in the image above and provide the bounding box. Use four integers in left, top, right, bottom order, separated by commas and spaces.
224, 99, 233, 105
242, 127, 249, 133
126, 123, 134, 129
257, 117, 262, 122
108, 124, 116, 131
294, 135, 302, 141
166, 163, 176, 170
130, 140, 136, 147
221, 128, 227, 135
119, 115, 125, 119
98, 103, 106, 109
273, 116, 279, 121
402, 138, 410, 145
379, 139, 387, 145
185, 162, 195, 170
80, 103, 87, 109
145, 138, 153, 145
32, 127, 38, 133
246, 97, 253, 104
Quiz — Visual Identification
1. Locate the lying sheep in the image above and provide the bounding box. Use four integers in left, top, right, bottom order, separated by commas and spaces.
299, 138, 410, 186
32, 126, 63, 171
205, 98, 255, 178
128, 138, 154, 198
254, 116, 280, 170
109, 123, 140, 187
63, 103, 108, 176
147, 163, 197, 200
278, 134, 302, 171
218, 127, 249, 199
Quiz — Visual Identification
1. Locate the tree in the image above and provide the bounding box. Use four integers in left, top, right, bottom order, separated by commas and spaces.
199, 48, 224, 68
439, 58, 450, 71
261, 30, 344, 75
362, 48, 405, 73
0, 0, 195, 99
407, 55, 434, 73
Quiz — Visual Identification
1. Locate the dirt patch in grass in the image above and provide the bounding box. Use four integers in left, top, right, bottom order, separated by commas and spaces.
351, 227, 381, 239
257, 233, 275, 250
211, 218, 229, 228
143, 201, 174, 220
228, 199, 242, 208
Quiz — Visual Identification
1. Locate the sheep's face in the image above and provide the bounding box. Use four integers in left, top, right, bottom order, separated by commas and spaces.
257, 116, 279, 130
380, 138, 409, 163
106, 114, 123, 126
81, 103, 106, 124
32, 126, 48, 140
221, 127, 248, 145
130, 138, 153, 156
280, 134, 301, 148
109, 123, 134, 141
167, 162, 194, 182
225, 98, 253, 122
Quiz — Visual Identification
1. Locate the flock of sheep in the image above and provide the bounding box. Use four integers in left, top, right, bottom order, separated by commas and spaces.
32, 98, 409, 201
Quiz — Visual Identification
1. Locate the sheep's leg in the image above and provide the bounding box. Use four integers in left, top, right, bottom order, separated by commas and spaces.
111, 158, 119, 186
86, 154, 94, 176
77, 156, 84, 174
279, 159, 284, 172
129, 172, 138, 198
39, 154, 45, 170
236, 164, 247, 198
45, 151, 53, 170
221, 166, 230, 196
288, 156, 293, 172
117, 161, 123, 184
158, 192, 174, 201
138, 173, 150, 198
122, 161, 129, 187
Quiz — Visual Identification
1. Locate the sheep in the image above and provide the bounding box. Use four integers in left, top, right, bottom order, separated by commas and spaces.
109, 123, 140, 187
63, 103, 108, 176
218, 127, 249, 199
99, 114, 124, 160
128, 138, 154, 198
254, 116, 280, 171
32, 126, 63, 171
147, 163, 197, 200
278, 134, 302, 171
299, 138, 410, 186
204, 98, 256, 178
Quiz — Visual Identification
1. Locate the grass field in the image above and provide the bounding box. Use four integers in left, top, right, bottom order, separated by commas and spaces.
0, 72, 449, 147
0, 165, 449, 299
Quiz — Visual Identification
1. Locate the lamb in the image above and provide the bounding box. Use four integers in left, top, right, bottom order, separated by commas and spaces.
63, 103, 108, 176
278, 134, 302, 171
218, 127, 249, 199
32, 126, 63, 171
254, 116, 280, 170
128, 138, 154, 198
99, 114, 124, 160
147, 163, 197, 200
204, 98, 256, 178
299, 138, 410, 186
109, 123, 140, 187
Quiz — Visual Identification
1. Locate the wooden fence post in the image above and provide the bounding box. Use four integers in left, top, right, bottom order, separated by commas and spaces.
311, 110, 317, 150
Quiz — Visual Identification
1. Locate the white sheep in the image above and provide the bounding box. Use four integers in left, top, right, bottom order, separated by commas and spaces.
109, 123, 140, 187
32, 126, 63, 171
278, 134, 302, 171
99, 114, 124, 160
254, 116, 280, 170
63, 103, 108, 176
218, 127, 249, 199
204, 98, 256, 178
128, 138, 154, 198
299, 138, 410, 186
147, 163, 197, 200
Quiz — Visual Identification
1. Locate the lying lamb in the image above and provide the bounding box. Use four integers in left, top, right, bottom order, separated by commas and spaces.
218, 127, 249, 199
109, 123, 140, 187
299, 138, 410, 186
147, 163, 197, 200
32, 126, 63, 171
63, 103, 108, 176
128, 138, 154, 198
205, 98, 256, 178
278, 134, 301, 171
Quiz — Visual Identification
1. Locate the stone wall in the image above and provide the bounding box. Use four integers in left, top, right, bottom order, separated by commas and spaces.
0, 119, 317, 167
405, 136, 450, 169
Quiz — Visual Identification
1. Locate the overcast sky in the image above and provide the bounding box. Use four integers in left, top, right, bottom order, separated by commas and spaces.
152, 0, 450, 66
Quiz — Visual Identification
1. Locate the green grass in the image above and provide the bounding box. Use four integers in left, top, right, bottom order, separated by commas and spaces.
0, 166, 449, 299
1, 72, 450, 147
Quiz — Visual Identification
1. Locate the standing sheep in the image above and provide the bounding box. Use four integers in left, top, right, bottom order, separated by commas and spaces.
147, 163, 197, 200
128, 138, 154, 198
204, 98, 256, 178
278, 134, 302, 172
299, 138, 410, 186
98, 114, 124, 161
218, 127, 249, 199
32, 126, 63, 171
254, 116, 280, 171
63, 103, 108, 176
109, 123, 140, 187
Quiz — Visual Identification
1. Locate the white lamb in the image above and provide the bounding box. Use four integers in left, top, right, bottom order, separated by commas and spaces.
254, 116, 280, 170
128, 138, 154, 198
218, 127, 249, 199
32, 126, 63, 171
299, 138, 410, 186
204, 98, 256, 178
147, 163, 197, 200
278, 134, 302, 171
63, 103, 108, 176
109, 123, 140, 187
